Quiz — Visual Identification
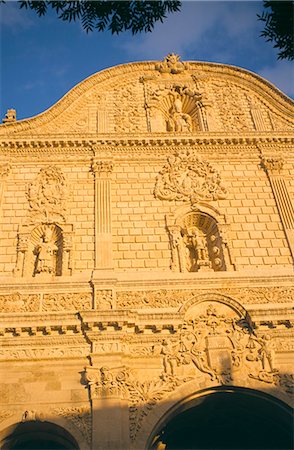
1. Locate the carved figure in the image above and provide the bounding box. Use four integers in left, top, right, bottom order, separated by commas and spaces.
34, 227, 57, 275
183, 228, 211, 272
167, 97, 192, 132
160, 340, 179, 377
256, 334, 275, 372
2, 108, 16, 123
155, 53, 188, 74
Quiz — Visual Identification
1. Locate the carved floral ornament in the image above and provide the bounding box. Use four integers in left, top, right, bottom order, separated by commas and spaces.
154, 150, 227, 207
261, 156, 284, 174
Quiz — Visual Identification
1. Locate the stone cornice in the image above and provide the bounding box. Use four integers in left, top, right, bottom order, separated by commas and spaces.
0, 133, 293, 160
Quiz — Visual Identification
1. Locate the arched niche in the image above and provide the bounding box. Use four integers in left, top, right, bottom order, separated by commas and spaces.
0, 420, 80, 450
148, 85, 207, 133
166, 207, 235, 273
147, 387, 293, 450
14, 222, 74, 278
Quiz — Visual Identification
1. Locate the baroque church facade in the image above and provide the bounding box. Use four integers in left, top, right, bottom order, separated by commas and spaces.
0, 55, 293, 449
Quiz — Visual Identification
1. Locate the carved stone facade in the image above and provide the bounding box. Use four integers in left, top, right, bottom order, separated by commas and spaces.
0, 56, 293, 450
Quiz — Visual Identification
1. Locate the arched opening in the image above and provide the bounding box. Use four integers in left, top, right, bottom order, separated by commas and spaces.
1, 421, 79, 450
149, 387, 293, 450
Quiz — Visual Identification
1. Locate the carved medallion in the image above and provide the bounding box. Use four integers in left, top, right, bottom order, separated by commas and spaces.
154, 150, 227, 206
26, 166, 68, 222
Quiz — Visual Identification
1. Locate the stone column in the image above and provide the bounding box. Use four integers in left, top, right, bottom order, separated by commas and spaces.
262, 156, 294, 260
91, 160, 113, 270
85, 365, 129, 450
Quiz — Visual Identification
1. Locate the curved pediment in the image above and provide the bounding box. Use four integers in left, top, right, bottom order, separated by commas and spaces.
1, 55, 293, 136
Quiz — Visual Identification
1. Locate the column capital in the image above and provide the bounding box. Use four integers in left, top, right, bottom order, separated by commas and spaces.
0, 163, 11, 179
91, 159, 113, 175
261, 156, 284, 175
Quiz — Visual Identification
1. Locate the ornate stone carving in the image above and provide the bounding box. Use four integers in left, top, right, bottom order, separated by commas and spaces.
34, 226, 58, 275
127, 375, 192, 442
0, 410, 14, 423
95, 290, 113, 310
26, 165, 68, 222
261, 156, 284, 174
91, 160, 113, 175
53, 406, 91, 444
15, 223, 74, 278
0, 346, 88, 361
42, 292, 92, 311
2, 108, 16, 123
22, 410, 45, 422
154, 150, 227, 206
117, 289, 189, 309
0, 292, 39, 313
85, 365, 191, 442
168, 212, 231, 273
0, 163, 11, 178
155, 54, 188, 74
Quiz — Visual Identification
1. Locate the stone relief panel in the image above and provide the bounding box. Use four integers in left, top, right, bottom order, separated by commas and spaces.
42, 292, 92, 311
26, 166, 68, 223
0, 292, 40, 313
116, 286, 294, 309
154, 150, 227, 207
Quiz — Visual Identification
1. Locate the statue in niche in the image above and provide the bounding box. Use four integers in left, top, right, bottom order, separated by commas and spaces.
183, 227, 211, 271
34, 227, 57, 275
167, 97, 192, 133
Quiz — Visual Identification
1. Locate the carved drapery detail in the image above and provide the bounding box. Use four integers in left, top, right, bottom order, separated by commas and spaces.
91, 158, 113, 269
155, 151, 227, 207
261, 154, 294, 261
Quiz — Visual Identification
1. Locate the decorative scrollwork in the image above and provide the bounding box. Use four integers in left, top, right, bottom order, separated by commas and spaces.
154, 150, 227, 207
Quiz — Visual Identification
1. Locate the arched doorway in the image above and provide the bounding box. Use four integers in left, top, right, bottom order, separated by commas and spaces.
1, 421, 79, 450
149, 387, 293, 450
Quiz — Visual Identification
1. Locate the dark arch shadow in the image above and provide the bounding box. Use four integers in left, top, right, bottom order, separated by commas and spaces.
1, 421, 79, 450
149, 386, 293, 450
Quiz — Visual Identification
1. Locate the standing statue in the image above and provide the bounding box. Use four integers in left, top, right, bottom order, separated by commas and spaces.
167, 97, 192, 133
160, 339, 179, 378
35, 227, 57, 275
184, 227, 210, 271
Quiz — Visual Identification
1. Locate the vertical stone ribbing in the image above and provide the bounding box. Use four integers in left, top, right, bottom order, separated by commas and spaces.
0, 163, 11, 210
262, 156, 294, 260
92, 159, 113, 269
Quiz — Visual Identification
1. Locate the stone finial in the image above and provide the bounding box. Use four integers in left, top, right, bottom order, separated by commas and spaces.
155, 53, 188, 74
2, 108, 16, 123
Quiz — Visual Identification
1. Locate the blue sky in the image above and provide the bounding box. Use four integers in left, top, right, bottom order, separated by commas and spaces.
0, 1, 293, 120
